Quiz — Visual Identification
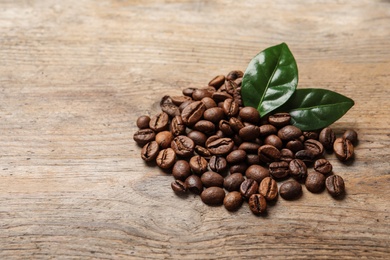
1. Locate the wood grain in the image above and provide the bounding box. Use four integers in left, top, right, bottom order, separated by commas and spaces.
0, 0, 389, 259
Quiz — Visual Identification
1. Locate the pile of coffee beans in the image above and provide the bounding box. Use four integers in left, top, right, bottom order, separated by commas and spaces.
133, 70, 358, 215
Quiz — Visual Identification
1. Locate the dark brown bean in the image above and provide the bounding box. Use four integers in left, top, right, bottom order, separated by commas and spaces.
136, 115, 151, 129
170, 115, 186, 136
305, 172, 325, 193
278, 125, 302, 141
226, 150, 247, 164
155, 131, 173, 149
172, 160, 191, 181
319, 127, 336, 150
224, 173, 245, 192
206, 137, 234, 155
171, 135, 195, 157
222, 98, 239, 117
238, 142, 260, 154
229, 117, 245, 133
343, 129, 358, 144
304, 139, 324, 157
193, 120, 215, 135
326, 175, 345, 197
248, 194, 267, 215
286, 139, 304, 153
194, 145, 211, 157
314, 159, 333, 174
160, 96, 181, 117
333, 137, 354, 161
245, 165, 270, 184
185, 175, 203, 195
208, 156, 227, 173
208, 75, 225, 89
192, 88, 213, 101
240, 179, 259, 200
223, 191, 243, 211
259, 124, 277, 136
295, 149, 316, 164
219, 120, 234, 136
229, 163, 248, 174
259, 177, 278, 201
187, 130, 207, 147
201, 171, 224, 188
226, 70, 244, 81
189, 155, 208, 175
141, 141, 159, 162
201, 187, 225, 206
170, 95, 192, 106
156, 148, 176, 169
239, 106, 261, 124
289, 159, 307, 180
182, 87, 197, 97
303, 131, 319, 140
280, 148, 294, 163
171, 180, 187, 194
258, 145, 281, 163
246, 154, 261, 165
201, 97, 217, 109
264, 135, 283, 150
133, 128, 156, 146
269, 161, 290, 179
268, 113, 291, 127
211, 92, 233, 103
181, 101, 206, 126
203, 107, 225, 124
279, 180, 302, 200
239, 125, 260, 141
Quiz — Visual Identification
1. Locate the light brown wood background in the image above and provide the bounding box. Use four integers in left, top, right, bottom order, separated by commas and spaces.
1, 0, 389, 259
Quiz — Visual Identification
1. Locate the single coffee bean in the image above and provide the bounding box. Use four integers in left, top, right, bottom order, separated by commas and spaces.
239, 106, 261, 124
209, 156, 227, 173
155, 131, 173, 149
223, 191, 243, 211
326, 175, 345, 197
206, 137, 234, 155
226, 150, 247, 164
246, 154, 261, 165
229, 162, 248, 174
171, 180, 187, 194
182, 87, 197, 97
226, 70, 244, 81
239, 125, 260, 141
258, 145, 281, 163
187, 130, 207, 147
192, 88, 213, 101
259, 177, 278, 201
278, 125, 302, 141
170, 95, 192, 106
286, 139, 304, 153
141, 141, 159, 162
280, 148, 294, 163
229, 117, 244, 133
222, 98, 239, 117
208, 75, 225, 89
224, 173, 245, 192
211, 92, 233, 103
201, 97, 217, 109
160, 96, 181, 117
305, 172, 325, 193
136, 115, 151, 129
172, 160, 191, 181
279, 180, 302, 200
259, 124, 277, 136
333, 137, 354, 161
224, 80, 239, 95
219, 120, 234, 136
193, 120, 215, 135
203, 107, 225, 124
245, 165, 270, 184
178, 100, 193, 112
189, 155, 208, 175
133, 128, 156, 146
238, 142, 260, 154
319, 127, 336, 150
269, 161, 290, 179
314, 159, 333, 174
181, 101, 206, 126
303, 131, 319, 140
171, 135, 195, 157
264, 134, 283, 150
248, 194, 267, 215
185, 175, 203, 195
170, 115, 186, 136
295, 149, 316, 164
289, 159, 307, 180
149, 112, 169, 132
201, 171, 224, 188
194, 145, 211, 157
156, 148, 176, 169
201, 187, 225, 206
268, 113, 291, 128
304, 139, 324, 157
343, 129, 358, 145
240, 179, 259, 200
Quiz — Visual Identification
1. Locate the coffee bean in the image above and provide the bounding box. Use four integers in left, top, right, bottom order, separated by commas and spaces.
219, 120, 234, 136
222, 98, 239, 117
203, 107, 225, 124
278, 125, 302, 141
232, 134, 243, 146
155, 131, 173, 149
133, 128, 156, 146
224, 80, 239, 95
239, 125, 260, 141
192, 88, 213, 101
304, 139, 324, 157
268, 113, 291, 127
269, 161, 290, 179
295, 149, 316, 164
246, 154, 261, 165
223, 191, 243, 211
170, 95, 192, 106
136, 115, 151, 129
185, 175, 203, 195
201, 171, 224, 188
181, 101, 206, 126
171, 180, 187, 194
226, 70, 244, 81
264, 134, 283, 150
245, 165, 270, 184
178, 100, 194, 112
228, 117, 244, 133
187, 130, 207, 147
141, 141, 159, 162
333, 137, 354, 161
172, 160, 191, 181
194, 145, 211, 157
160, 101, 181, 117
156, 148, 176, 169
285, 139, 304, 153
224, 173, 245, 192
303, 131, 319, 140
239, 106, 261, 124
149, 112, 169, 132
189, 155, 208, 175
289, 159, 307, 180
279, 180, 302, 200
258, 145, 281, 163
259, 124, 277, 136
240, 179, 259, 200
305, 172, 325, 193
193, 120, 215, 135
229, 162, 248, 174
201, 187, 225, 206
171, 135, 195, 157
326, 175, 345, 197
182, 87, 197, 97
209, 155, 227, 173
319, 127, 336, 150
280, 148, 294, 163
343, 129, 358, 145
314, 159, 333, 174
226, 150, 247, 164
170, 115, 186, 136
208, 75, 225, 89
201, 97, 217, 109
238, 142, 260, 154
206, 137, 234, 155
259, 177, 278, 201
248, 194, 267, 215
212, 92, 233, 103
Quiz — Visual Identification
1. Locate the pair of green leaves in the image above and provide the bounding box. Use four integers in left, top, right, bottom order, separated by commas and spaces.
241, 43, 354, 131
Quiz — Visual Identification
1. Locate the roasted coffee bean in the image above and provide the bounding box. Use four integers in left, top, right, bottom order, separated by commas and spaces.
181, 101, 206, 126
226, 70, 243, 81
240, 179, 259, 200
208, 75, 225, 89
193, 120, 215, 135
304, 139, 324, 157
171, 135, 195, 157
295, 149, 316, 164
149, 112, 169, 132
259, 124, 277, 136
333, 137, 354, 161
238, 142, 260, 154
141, 141, 159, 162
229, 117, 244, 133
224, 173, 245, 192
286, 139, 304, 153
224, 80, 239, 95
303, 131, 319, 140
205, 135, 220, 146
178, 100, 193, 112
319, 127, 336, 150
239, 125, 260, 141
156, 148, 176, 169
219, 120, 234, 136
136, 115, 151, 129
264, 135, 283, 150
203, 107, 225, 124
259, 177, 278, 201
248, 194, 267, 215
289, 159, 307, 180
171, 180, 187, 194
187, 131, 207, 147
212, 92, 233, 103
206, 137, 234, 155
182, 87, 197, 97
239, 106, 261, 124
258, 145, 281, 163
279, 180, 302, 200
246, 154, 261, 165
278, 125, 302, 141
305, 172, 325, 193
133, 128, 156, 146
226, 150, 247, 164
223, 191, 243, 211
170, 115, 186, 136
192, 88, 213, 101
155, 131, 173, 149
194, 145, 211, 157
268, 113, 291, 127
232, 134, 243, 146
172, 160, 191, 181
222, 98, 239, 117
201, 97, 217, 109
209, 156, 227, 173
185, 175, 203, 195
189, 155, 208, 175
280, 148, 294, 163
326, 175, 345, 197
201, 187, 225, 206
314, 159, 333, 174
229, 163, 248, 174
245, 165, 270, 184
170, 95, 192, 106
269, 161, 290, 179
201, 171, 224, 188
160, 99, 180, 117
343, 129, 358, 145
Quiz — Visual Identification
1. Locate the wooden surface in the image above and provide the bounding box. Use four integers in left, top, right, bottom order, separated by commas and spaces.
1, 0, 389, 259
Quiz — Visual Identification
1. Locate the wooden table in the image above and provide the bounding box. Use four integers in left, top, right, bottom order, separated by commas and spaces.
1, 1, 389, 259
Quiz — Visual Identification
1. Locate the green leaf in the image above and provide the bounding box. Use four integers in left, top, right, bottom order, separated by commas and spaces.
278, 88, 355, 130
241, 42, 298, 117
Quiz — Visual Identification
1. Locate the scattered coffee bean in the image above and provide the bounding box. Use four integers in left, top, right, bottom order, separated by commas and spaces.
278, 125, 302, 141
170, 115, 186, 136
239, 106, 261, 124
141, 141, 159, 162
268, 113, 291, 127
209, 155, 227, 173
133, 128, 156, 146
187, 130, 207, 147
229, 162, 248, 174
136, 115, 151, 129
269, 161, 290, 179
172, 160, 191, 181
295, 149, 316, 164
248, 194, 267, 215
259, 124, 277, 136
258, 144, 281, 163
224, 173, 245, 192
223, 98, 239, 117
245, 165, 270, 184
201, 171, 224, 188
194, 145, 211, 157
286, 139, 304, 153
280, 148, 294, 163
314, 159, 333, 174
279, 180, 302, 200
240, 178, 259, 200
264, 134, 283, 150
185, 175, 203, 195
343, 129, 358, 145
189, 155, 208, 175
155, 131, 174, 149
208, 75, 225, 88
289, 159, 308, 180
333, 137, 354, 161
201, 97, 217, 109
305, 172, 325, 193
149, 112, 169, 132
319, 127, 335, 150
226, 149, 247, 164
226, 70, 243, 81
203, 107, 224, 124
156, 148, 176, 169
171, 135, 195, 157
171, 180, 187, 194
206, 137, 234, 155
223, 191, 243, 211
303, 131, 319, 140
326, 175, 345, 197
304, 139, 324, 157
181, 101, 206, 126
259, 177, 278, 201
201, 187, 225, 206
